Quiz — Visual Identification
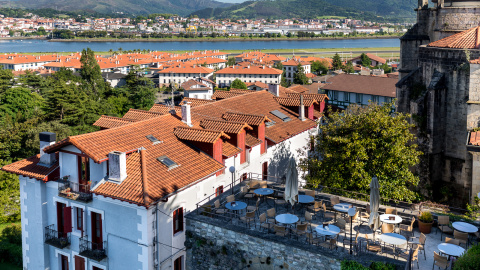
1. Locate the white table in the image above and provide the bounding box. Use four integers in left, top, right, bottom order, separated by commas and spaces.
225, 201, 247, 211
380, 214, 403, 224
333, 203, 351, 213
275, 214, 299, 225
298, 195, 314, 204
379, 233, 407, 258
452, 222, 478, 233
438, 243, 465, 257
315, 224, 340, 236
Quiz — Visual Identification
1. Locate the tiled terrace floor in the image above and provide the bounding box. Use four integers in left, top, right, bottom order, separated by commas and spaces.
200, 185, 478, 269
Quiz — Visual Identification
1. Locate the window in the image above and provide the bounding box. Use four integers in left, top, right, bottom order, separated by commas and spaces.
61, 255, 69, 270
57, 202, 72, 237
262, 162, 268, 180
344, 92, 350, 102
74, 255, 85, 270
174, 256, 183, 270
215, 186, 223, 197
372, 95, 379, 103
241, 173, 248, 182
77, 156, 90, 186
173, 208, 184, 234
76, 208, 83, 235
91, 212, 103, 250
356, 93, 362, 103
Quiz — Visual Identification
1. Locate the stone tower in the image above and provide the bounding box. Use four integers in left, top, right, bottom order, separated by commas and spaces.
397, 0, 480, 205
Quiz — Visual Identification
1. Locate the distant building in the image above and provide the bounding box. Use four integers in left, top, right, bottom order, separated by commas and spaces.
281, 58, 311, 83
181, 79, 213, 100
215, 65, 283, 88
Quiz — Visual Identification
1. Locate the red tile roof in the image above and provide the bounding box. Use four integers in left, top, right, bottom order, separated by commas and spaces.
245, 133, 262, 148
274, 97, 318, 107
323, 74, 396, 98
469, 131, 480, 146
93, 115, 137, 129
122, 109, 164, 121
285, 93, 329, 103
288, 85, 310, 94
222, 112, 271, 126
222, 141, 241, 157
429, 26, 480, 49
215, 65, 282, 75
351, 53, 387, 64
180, 97, 215, 107
211, 91, 247, 100
1, 154, 59, 181
149, 104, 182, 115
174, 127, 230, 143
200, 119, 253, 134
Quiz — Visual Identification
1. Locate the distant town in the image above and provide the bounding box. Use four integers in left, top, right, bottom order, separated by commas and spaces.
0, 13, 413, 39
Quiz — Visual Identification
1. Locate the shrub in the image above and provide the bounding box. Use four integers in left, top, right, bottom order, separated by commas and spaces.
369, 261, 396, 270
419, 211, 433, 223
454, 243, 480, 270
1, 224, 21, 245
341, 260, 368, 270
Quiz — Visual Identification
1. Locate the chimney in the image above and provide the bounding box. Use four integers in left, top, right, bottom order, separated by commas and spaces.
108, 151, 127, 183
299, 95, 306, 121
39, 132, 56, 167
268, 84, 280, 96
181, 102, 192, 127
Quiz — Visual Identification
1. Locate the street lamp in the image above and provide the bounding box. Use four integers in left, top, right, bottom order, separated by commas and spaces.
229, 166, 236, 195
348, 207, 356, 255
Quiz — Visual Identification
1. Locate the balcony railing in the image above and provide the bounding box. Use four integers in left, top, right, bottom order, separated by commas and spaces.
58, 181, 93, 202
79, 236, 107, 261
44, 224, 70, 249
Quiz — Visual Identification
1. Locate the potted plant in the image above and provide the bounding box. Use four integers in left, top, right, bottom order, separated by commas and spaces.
418, 211, 434, 234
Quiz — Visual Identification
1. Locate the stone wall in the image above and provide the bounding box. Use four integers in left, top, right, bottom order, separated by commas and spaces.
185, 214, 404, 270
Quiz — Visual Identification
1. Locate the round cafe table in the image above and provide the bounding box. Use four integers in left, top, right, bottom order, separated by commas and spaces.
379, 233, 406, 258
315, 224, 340, 237
225, 201, 247, 211
275, 214, 299, 225
298, 195, 314, 204
452, 222, 478, 233
254, 188, 274, 206
333, 202, 352, 222
438, 243, 465, 258
380, 214, 403, 224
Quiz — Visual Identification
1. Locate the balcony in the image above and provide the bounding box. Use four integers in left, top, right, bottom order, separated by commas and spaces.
79, 236, 107, 261
58, 180, 93, 202
44, 224, 70, 249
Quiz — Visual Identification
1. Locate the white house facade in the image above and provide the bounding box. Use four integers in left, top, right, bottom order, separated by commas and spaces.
215, 66, 283, 88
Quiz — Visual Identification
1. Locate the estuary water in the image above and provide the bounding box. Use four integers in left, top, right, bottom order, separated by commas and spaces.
0, 38, 400, 53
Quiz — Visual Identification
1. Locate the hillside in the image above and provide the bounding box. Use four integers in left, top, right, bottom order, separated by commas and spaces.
7, 0, 231, 16
191, 0, 416, 22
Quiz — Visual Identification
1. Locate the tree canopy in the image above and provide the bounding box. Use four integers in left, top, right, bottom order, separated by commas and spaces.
332, 53, 343, 70
300, 102, 421, 201
231, 78, 247, 89
311, 60, 329, 75
293, 64, 309, 85
343, 61, 355, 74
360, 53, 372, 67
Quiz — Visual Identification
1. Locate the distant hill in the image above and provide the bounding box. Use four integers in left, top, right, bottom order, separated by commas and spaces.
190, 0, 416, 22
7, 0, 231, 16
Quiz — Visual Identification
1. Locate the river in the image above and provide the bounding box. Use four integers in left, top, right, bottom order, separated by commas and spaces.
0, 38, 400, 53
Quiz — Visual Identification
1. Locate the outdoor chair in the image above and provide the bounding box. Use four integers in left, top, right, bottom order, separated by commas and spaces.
331, 196, 340, 207
307, 201, 322, 218
226, 195, 235, 203
247, 198, 260, 214
322, 203, 336, 222
304, 211, 314, 231
242, 186, 255, 201
291, 223, 308, 240
305, 190, 315, 197
249, 180, 260, 189
274, 196, 288, 212
213, 200, 228, 216
432, 251, 449, 270
360, 204, 370, 223
454, 230, 468, 248
259, 213, 274, 232
385, 208, 397, 215
342, 233, 360, 254
437, 216, 453, 241
364, 234, 382, 253
381, 223, 394, 234
410, 233, 426, 260
240, 210, 256, 229
320, 238, 337, 250
274, 225, 288, 237
445, 237, 460, 246
335, 218, 347, 239
274, 190, 285, 199
306, 232, 321, 246
398, 245, 420, 269
267, 208, 277, 224
399, 217, 415, 238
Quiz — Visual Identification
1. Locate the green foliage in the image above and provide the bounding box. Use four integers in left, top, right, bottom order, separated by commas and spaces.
379, 63, 392, 74
231, 79, 247, 90
454, 243, 480, 270
332, 53, 343, 70
226, 57, 236, 66
0, 224, 22, 267
465, 197, 480, 219
293, 64, 309, 85
311, 60, 329, 75
360, 53, 372, 67
419, 211, 433, 223
302, 102, 421, 201
343, 61, 355, 74
341, 260, 396, 270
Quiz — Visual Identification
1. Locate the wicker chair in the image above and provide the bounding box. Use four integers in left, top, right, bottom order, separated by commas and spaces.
267, 208, 276, 224
360, 204, 371, 223
305, 190, 315, 197
433, 251, 449, 270
306, 232, 321, 246
307, 201, 323, 218
437, 216, 453, 241
322, 203, 336, 222
398, 245, 420, 269
259, 213, 274, 232
364, 234, 382, 253
381, 223, 394, 234
226, 195, 235, 203
247, 198, 260, 214
445, 237, 460, 246
213, 200, 228, 215
454, 230, 468, 248
240, 210, 256, 228
385, 208, 397, 215
274, 225, 288, 237
399, 217, 415, 238
320, 238, 337, 250
242, 186, 255, 201
291, 223, 308, 240
410, 233, 427, 260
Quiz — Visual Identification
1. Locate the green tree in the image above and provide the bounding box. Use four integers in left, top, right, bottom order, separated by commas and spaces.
227, 57, 236, 66
454, 243, 480, 270
332, 53, 343, 70
380, 63, 392, 74
273, 62, 289, 87
343, 61, 355, 74
0, 87, 45, 123
360, 53, 372, 67
311, 60, 329, 75
293, 64, 308, 85
80, 48, 108, 97
230, 78, 247, 89
301, 102, 421, 201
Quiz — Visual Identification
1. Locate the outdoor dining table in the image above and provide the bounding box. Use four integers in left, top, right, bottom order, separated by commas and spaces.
380, 214, 403, 230
438, 243, 465, 258
296, 195, 314, 213
379, 233, 407, 259
315, 224, 340, 238
254, 188, 274, 206
275, 213, 299, 226
333, 202, 351, 222
452, 221, 478, 233
225, 201, 247, 215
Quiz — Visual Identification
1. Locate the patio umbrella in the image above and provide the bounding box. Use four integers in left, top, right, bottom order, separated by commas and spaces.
368, 176, 381, 233
284, 158, 299, 206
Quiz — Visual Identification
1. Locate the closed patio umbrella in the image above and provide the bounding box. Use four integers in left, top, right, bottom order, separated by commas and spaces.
368, 176, 381, 233
284, 158, 299, 206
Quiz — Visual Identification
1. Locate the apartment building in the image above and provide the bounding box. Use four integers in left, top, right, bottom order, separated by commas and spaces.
157, 66, 214, 85
215, 66, 283, 88
282, 58, 311, 83
1, 90, 327, 270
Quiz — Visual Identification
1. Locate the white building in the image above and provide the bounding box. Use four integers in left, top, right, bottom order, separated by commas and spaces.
215, 65, 283, 88
1, 90, 327, 270
281, 58, 311, 83
181, 79, 213, 100
157, 66, 214, 85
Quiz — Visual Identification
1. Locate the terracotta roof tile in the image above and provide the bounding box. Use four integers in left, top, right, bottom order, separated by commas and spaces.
1, 154, 59, 181
180, 98, 215, 107
211, 91, 247, 100
428, 26, 480, 49
323, 74, 396, 98
174, 127, 230, 143
222, 141, 241, 157
285, 93, 329, 102
274, 97, 318, 107
288, 85, 310, 94
93, 115, 137, 129
222, 112, 270, 126
245, 133, 262, 148
215, 65, 282, 75
200, 119, 253, 134
229, 88, 256, 93
122, 109, 164, 121
469, 131, 480, 146
350, 53, 387, 64
149, 104, 182, 115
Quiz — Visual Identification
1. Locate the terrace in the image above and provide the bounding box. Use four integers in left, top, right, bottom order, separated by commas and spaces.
187, 173, 480, 269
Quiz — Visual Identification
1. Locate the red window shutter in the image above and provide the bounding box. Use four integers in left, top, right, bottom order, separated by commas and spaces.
179, 208, 184, 232
63, 206, 72, 233
74, 255, 85, 270
173, 209, 177, 234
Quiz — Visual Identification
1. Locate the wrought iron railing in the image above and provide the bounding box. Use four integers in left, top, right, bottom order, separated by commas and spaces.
79, 236, 107, 261
44, 224, 70, 249
58, 181, 93, 202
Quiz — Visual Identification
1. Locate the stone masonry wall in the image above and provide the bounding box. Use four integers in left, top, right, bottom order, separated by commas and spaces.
185, 215, 404, 270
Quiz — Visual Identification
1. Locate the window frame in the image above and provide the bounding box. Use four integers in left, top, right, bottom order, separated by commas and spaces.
173, 207, 184, 235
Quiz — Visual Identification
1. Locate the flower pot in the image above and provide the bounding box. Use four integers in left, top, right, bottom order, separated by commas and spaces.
418, 219, 433, 234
